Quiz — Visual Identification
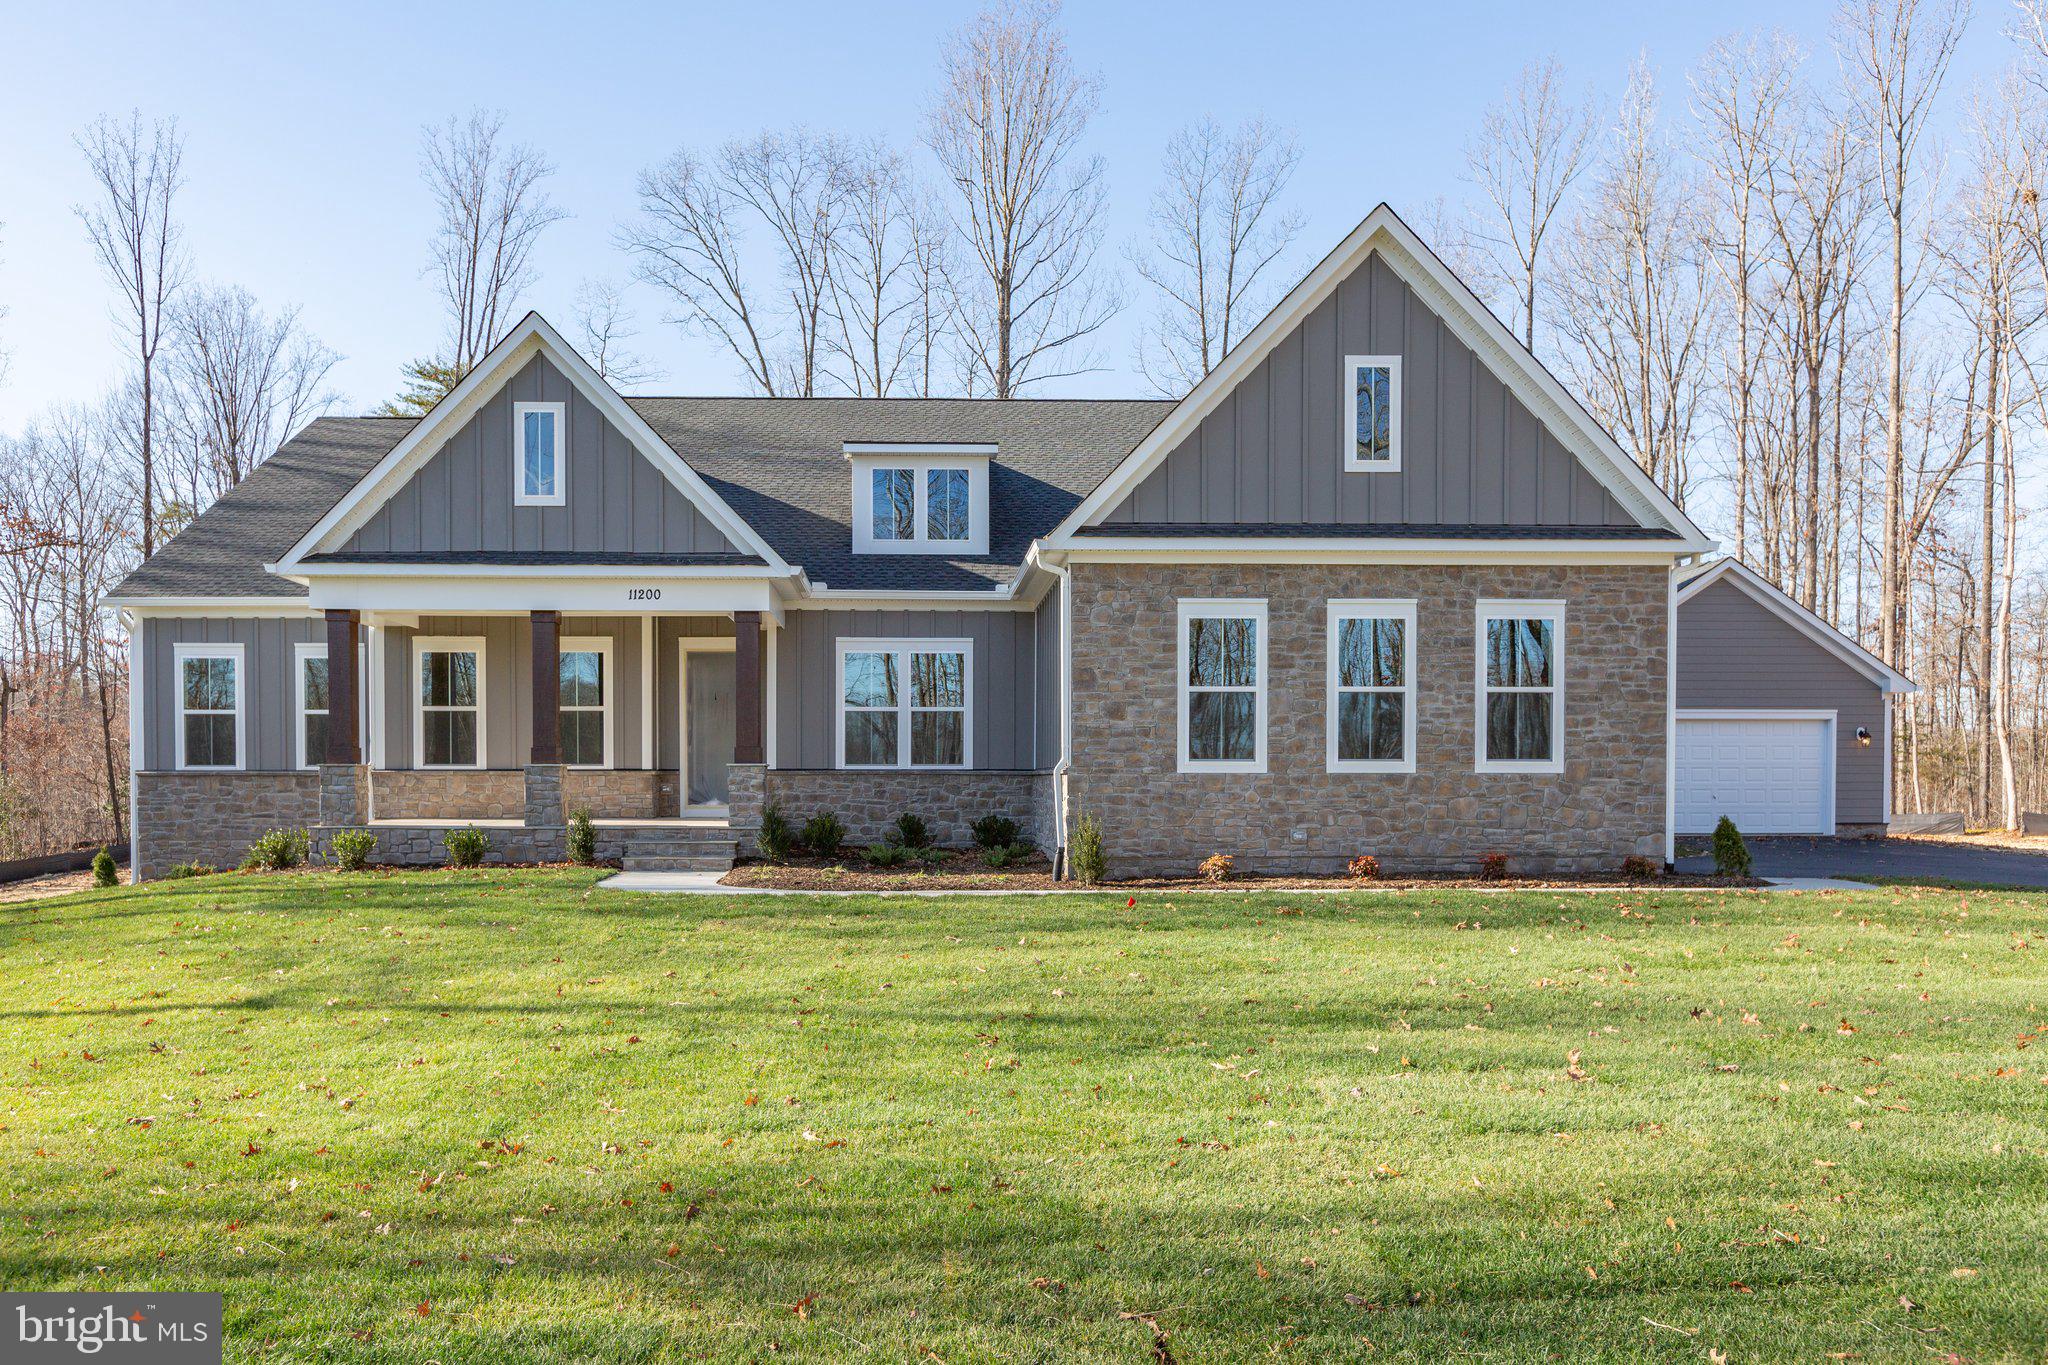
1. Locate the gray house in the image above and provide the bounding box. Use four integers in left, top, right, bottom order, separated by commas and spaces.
106, 205, 1901, 879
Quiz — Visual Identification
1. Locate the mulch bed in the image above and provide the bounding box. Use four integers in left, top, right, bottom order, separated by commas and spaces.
720, 852, 1766, 892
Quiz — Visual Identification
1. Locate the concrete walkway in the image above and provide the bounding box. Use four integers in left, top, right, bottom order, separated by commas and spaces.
595, 871, 1860, 896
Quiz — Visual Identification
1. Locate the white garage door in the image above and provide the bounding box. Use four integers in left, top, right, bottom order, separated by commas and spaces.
1675, 715, 1833, 835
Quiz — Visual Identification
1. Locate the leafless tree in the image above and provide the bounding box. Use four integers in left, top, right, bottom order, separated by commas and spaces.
1130, 116, 1304, 396
925, 0, 1117, 396
162, 285, 341, 499
1463, 58, 1600, 353
824, 143, 935, 397
571, 278, 657, 388
74, 111, 185, 558
421, 109, 565, 378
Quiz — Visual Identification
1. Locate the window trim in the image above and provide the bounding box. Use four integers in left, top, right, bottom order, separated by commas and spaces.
1473, 599, 1565, 775
833, 637, 974, 771
412, 635, 487, 770
173, 641, 246, 772
294, 641, 329, 771
512, 400, 567, 507
849, 454, 990, 554
1176, 598, 1268, 775
558, 635, 613, 770
1326, 599, 1418, 774
1342, 354, 1403, 473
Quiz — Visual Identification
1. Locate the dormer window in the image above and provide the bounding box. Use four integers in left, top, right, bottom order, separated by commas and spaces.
1343, 355, 1401, 472
514, 401, 566, 506
848, 443, 992, 554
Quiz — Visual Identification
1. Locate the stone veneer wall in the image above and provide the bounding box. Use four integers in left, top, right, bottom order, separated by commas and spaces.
1066, 561, 1670, 877
371, 769, 525, 820
758, 770, 1046, 848
562, 769, 665, 820
135, 771, 320, 879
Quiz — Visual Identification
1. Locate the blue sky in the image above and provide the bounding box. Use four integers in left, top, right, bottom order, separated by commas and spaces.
0, 0, 2023, 428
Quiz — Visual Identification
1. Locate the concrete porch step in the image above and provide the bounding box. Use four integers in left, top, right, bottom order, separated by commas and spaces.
621, 853, 736, 873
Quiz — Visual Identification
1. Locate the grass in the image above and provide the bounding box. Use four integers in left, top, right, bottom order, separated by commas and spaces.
3, 871, 2046, 1362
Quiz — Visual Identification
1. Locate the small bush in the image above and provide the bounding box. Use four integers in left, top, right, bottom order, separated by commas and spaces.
1069, 811, 1106, 885
864, 842, 912, 868
1711, 815, 1753, 878
800, 812, 847, 857
1620, 853, 1659, 880
444, 826, 492, 869
91, 847, 118, 889
1199, 853, 1235, 883
913, 845, 947, 867
981, 841, 1037, 869
1478, 851, 1510, 881
242, 828, 310, 872
162, 862, 215, 881
331, 829, 378, 872
757, 802, 796, 861
970, 814, 1020, 850
1347, 854, 1381, 881
566, 810, 597, 866
890, 812, 932, 849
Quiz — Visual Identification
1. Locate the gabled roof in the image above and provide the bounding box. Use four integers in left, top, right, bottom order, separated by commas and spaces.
1678, 557, 1917, 694
1046, 204, 1715, 551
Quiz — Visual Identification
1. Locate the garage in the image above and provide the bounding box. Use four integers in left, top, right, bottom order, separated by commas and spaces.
1675, 712, 1834, 835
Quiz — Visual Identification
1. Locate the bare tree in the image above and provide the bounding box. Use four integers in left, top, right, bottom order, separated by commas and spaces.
1130, 116, 1304, 395
421, 110, 565, 378
74, 111, 185, 557
925, 0, 1117, 396
163, 284, 341, 498
825, 143, 943, 396
1463, 58, 1599, 353
571, 278, 657, 387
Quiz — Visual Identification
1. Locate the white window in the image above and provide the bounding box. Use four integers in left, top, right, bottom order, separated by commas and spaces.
1177, 599, 1267, 774
926, 467, 970, 541
835, 639, 972, 769
1327, 600, 1416, 773
847, 445, 991, 554
1343, 355, 1401, 472
295, 642, 329, 770
513, 401, 566, 507
1475, 600, 1564, 774
414, 636, 485, 769
174, 642, 244, 771
558, 636, 612, 769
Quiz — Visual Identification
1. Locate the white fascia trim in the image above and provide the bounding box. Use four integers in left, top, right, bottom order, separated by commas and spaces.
843, 442, 996, 457
274, 313, 791, 573
1058, 539, 1707, 563
793, 590, 1036, 612
1676, 558, 1917, 694
1473, 599, 1566, 776
512, 400, 567, 507
1047, 204, 1710, 546
412, 634, 487, 770
1176, 598, 1269, 775
558, 635, 615, 769
106, 598, 319, 617
1326, 599, 1417, 774
1342, 355, 1403, 473
833, 637, 975, 771
171, 641, 247, 772
273, 562, 790, 580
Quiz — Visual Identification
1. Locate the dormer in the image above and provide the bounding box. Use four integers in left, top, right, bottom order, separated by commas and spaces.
847, 443, 992, 556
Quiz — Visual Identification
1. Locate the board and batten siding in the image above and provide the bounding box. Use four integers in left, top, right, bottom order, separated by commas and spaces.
1097, 252, 1641, 528
773, 608, 1051, 771
342, 355, 738, 557
1677, 578, 1886, 826
141, 616, 325, 772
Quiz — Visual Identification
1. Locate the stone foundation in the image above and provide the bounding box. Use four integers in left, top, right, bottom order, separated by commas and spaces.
563, 768, 665, 820
134, 770, 320, 879
371, 769, 524, 820
757, 769, 1047, 848
524, 764, 564, 828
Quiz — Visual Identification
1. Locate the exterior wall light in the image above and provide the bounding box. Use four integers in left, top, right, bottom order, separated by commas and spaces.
1855, 726, 1872, 746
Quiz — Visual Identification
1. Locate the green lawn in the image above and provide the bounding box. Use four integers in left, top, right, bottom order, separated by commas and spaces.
4, 872, 2046, 1362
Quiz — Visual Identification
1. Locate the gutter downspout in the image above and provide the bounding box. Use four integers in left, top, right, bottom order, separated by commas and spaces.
1049, 557, 1073, 880
120, 609, 141, 884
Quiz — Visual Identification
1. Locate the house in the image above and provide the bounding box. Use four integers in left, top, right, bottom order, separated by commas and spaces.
106, 204, 1901, 880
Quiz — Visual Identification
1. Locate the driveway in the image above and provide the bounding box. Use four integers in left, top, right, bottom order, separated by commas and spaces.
1676, 836, 2048, 888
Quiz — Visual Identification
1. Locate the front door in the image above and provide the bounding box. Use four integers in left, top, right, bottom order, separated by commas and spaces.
681, 645, 736, 809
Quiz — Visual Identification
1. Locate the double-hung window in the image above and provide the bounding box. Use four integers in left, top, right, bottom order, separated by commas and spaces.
1178, 599, 1267, 773
558, 637, 611, 768
295, 642, 330, 769
1475, 601, 1564, 774
174, 642, 244, 771
415, 637, 485, 768
1327, 601, 1416, 773
836, 639, 972, 769
514, 401, 566, 506
1343, 355, 1401, 471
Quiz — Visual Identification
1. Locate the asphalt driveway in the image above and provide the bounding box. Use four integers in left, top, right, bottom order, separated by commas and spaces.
1676, 836, 2048, 888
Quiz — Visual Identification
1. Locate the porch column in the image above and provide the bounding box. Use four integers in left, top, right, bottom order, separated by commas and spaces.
526, 610, 565, 838
733, 611, 764, 765
319, 608, 368, 831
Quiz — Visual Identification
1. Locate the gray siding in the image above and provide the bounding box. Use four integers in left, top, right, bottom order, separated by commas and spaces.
1677, 578, 1887, 826
343, 355, 738, 556
1098, 253, 1640, 528
142, 616, 325, 772
773, 609, 1049, 771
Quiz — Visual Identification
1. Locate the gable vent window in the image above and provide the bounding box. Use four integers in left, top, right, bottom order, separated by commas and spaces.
514, 401, 567, 506
1343, 355, 1401, 472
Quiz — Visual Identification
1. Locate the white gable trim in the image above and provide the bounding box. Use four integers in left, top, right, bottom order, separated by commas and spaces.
1678, 558, 1917, 694
1044, 204, 1714, 551
273, 314, 790, 574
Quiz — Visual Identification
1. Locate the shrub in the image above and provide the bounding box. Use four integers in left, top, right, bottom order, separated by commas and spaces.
242, 828, 309, 872
331, 829, 378, 872
1347, 854, 1381, 881
91, 847, 118, 889
1478, 851, 1510, 881
757, 802, 796, 861
970, 814, 1020, 850
162, 862, 215, 881
1711, 816, 1753, 878
444, 826, 492, 869
913, 845, 947, 867
981, 841, 1037, 869
1620, 853, 1659, 880
890, 812, 932, 849
566, 810, 598, 866
864, 842, 912, 868
1199, 853, 1235, 883
800, 812, 847, 857
1069, 811, 1106, 885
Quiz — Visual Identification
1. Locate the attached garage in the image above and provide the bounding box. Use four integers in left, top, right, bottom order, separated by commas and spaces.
1675, 561, 1916, 837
